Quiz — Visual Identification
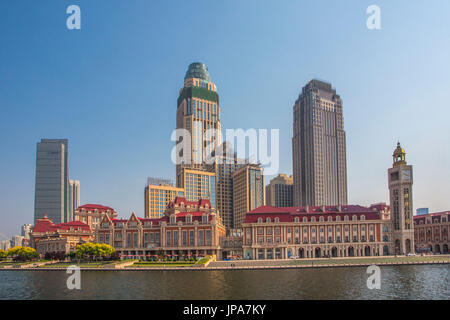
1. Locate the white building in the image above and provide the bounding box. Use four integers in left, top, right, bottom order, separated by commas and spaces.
0, 240, 11, 251
11, 236, 24, 247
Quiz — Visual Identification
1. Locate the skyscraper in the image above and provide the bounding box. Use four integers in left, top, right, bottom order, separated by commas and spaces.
34, 139, 69, 224
69, 180, 80, 222
266, 174, 293, 208
292, 80, 347, 206
232, 164, 265, 228
388, 142, 414, 255
175, 62, 222, 177
207, 143, 247, 230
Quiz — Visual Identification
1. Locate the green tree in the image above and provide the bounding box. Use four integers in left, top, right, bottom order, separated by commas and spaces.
0, 249, 7, 261
75, 242, 115, 262
7, 246, 39, 261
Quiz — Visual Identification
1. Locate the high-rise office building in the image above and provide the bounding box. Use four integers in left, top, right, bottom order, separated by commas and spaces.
0, 240, 11, 251
388, 142, 414, 255
292, 79, 347, 206
69, 180, 80, 222
145, 179, 185, 219
176, 62, 222, 176
177, 167, 216, 210
266, 174, 293, 208
207, 143, 247, 230
34, 139, 69, 224
232, 164, 265, 228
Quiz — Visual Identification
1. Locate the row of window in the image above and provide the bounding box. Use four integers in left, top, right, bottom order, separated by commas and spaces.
256, 215, 368, 224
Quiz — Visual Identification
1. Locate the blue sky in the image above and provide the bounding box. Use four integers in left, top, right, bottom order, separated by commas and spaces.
1, 0, 449, 238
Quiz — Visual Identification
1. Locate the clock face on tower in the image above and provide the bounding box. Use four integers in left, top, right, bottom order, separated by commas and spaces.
401, 169, 411, 181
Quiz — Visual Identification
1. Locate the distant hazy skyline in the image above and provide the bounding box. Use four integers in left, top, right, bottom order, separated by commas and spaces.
1, 1, 450, 238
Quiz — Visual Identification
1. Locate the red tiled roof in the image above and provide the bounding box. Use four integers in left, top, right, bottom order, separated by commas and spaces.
244, 204, 383, 223
413, 211, 450, 220
77, 204, 115, 212
33, 217, 91, 233
168, 197, 212, 208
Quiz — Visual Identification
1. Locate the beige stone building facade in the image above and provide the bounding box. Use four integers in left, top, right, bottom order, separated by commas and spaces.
241, 203, 392, 260
414, 211, 449, 254
96, 197, 226, 259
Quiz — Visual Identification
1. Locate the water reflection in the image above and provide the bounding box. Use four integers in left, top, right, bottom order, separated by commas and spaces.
0, 265, 448, 300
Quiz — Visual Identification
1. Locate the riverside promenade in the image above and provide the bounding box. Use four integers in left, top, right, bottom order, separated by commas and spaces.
1, 255, 449, 271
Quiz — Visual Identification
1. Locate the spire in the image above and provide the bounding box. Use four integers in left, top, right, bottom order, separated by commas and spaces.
393, 142, 406, 167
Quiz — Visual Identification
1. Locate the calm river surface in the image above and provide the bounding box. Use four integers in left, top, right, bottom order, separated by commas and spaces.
0, 265, 448, 299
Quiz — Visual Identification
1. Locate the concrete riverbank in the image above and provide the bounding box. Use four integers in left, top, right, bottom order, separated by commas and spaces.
1, 255, 449, 271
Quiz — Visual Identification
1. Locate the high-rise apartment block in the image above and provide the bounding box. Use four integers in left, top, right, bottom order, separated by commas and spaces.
69, 180, 80, 221
266, 174, 293, 208
292, 80, 347, 206
388, 142, 414, 255
232, 164, 265, 228
145, 179, 185, 219
34, 139, 69, 224
11, 235, 24, 247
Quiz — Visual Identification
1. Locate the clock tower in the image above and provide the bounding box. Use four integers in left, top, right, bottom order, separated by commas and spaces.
388, 142, 415, 255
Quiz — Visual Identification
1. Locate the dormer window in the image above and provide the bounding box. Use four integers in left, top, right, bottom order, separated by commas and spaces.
170, 216, 175, 224
294, 217, 299, 223
266, 218, 271, 223
311, 217, 316, 222
336, 216, 341, 222
344, 216, 349, 221
361, 215, 365, 221
327, 216, 332, 222
274, 217, 279, 223
258, 218, 263, 223
352, 215, 357, 221
303, 217, 307, 223
186, 215, 191, 223
319, 216, 324, 222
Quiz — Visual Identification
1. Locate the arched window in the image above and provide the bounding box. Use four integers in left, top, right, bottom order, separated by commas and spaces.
352, 215, 357, 221
361, 215, 365, 221
344, 216, 349, 221
274, 217, 280, 223
303, 217, 308, 223
266, 218, 271, 223
258, 218, 263, 223
294, 217, 299, 223
319, 216, 324, 222
336, 216, 341, 222
328, 216, 332, 222
311, 217, 316, 222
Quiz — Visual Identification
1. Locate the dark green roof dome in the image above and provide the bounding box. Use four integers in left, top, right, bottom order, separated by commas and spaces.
184, 62, 211, 82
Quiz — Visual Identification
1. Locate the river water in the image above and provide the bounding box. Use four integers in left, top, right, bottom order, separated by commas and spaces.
0, 264, 448, 299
